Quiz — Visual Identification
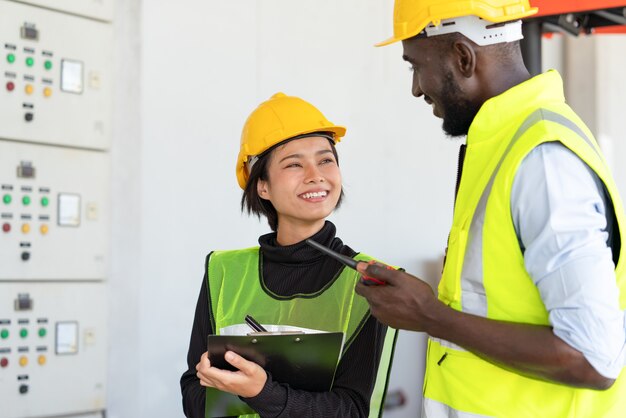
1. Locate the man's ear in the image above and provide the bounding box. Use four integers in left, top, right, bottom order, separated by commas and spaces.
257, 179, 270, 200
452, 39, 476, 78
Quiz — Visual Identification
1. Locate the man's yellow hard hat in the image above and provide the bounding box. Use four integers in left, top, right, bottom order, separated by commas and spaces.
236, 92, 346, 189
376, 0, 538, 46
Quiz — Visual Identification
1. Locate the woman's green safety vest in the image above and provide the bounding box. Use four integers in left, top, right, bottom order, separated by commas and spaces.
426, 71, 626, 417
205, 247, 397, 418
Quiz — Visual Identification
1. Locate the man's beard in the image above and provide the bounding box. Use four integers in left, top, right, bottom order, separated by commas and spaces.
440, 70, 480, 137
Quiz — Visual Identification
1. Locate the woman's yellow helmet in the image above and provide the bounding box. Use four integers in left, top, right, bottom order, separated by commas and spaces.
236, 93, 346, 189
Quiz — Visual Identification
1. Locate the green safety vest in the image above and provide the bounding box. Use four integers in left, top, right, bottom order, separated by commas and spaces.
425, 70, 626, 417
205, 247, 397, 418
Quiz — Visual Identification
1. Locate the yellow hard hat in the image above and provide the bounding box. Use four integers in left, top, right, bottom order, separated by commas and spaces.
236, 92, 346, 189
376, 0, 538, 46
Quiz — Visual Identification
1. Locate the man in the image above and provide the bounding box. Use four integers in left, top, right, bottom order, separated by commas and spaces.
355, 0, 626, 416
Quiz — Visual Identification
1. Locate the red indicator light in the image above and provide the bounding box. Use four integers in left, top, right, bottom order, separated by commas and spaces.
6, 81, 15, 92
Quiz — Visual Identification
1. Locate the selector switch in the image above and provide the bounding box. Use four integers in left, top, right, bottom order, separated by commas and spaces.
15, 294, 33, 311
19, 384, 28, 394
24, 112, 34, 122
21, 251, 30, 261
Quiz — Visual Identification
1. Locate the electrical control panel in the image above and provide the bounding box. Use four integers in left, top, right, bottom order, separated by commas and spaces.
0, 141, 109, 281
0, 283, 107, 418
0, 0, 113, 150
0, 1, 112, 417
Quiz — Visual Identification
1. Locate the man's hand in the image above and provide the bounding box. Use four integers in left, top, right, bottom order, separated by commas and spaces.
355, 262, 444, 332
196, 351, 267, 398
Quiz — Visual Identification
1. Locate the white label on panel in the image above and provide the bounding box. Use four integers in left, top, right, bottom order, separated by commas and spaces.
61, 59, 84, 94
56, 321, 79, 354
58, 193, 81, 226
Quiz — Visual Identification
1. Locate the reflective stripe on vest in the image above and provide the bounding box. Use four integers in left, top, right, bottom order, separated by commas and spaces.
461, 108, 610, 317
426, 107, 626, 417
205, 247, 397, 418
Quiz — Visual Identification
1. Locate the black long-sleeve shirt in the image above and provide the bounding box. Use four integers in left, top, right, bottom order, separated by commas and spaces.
180, 221, 388, 418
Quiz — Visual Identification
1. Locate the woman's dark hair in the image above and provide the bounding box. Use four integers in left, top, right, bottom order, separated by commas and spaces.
241, 133, 344, 232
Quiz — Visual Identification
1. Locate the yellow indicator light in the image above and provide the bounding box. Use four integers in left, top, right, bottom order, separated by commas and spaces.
19, 356, 28, 367
43, 87, 52, 98
22, 223, 30, 234
38, 355, 46, 365
24, 84, 34, 95
40, 224, 49, 235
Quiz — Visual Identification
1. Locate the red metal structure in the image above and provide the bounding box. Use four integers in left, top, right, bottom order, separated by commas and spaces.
521, 1, 626, 74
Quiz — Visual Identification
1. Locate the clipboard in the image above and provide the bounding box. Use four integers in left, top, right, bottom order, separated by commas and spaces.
205, 332, 343, 417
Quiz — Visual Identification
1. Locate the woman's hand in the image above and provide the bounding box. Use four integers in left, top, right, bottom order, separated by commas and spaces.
196, 351, 267, 398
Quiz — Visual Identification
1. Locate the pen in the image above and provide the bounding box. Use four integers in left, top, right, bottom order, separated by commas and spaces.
305, 239, 388, 286
245, 314, 268, 332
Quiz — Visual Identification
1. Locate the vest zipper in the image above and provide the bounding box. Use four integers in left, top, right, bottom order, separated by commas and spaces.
454, 144, 467, 204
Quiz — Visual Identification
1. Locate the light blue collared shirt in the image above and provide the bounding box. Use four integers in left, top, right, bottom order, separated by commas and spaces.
512, 141, 626, 379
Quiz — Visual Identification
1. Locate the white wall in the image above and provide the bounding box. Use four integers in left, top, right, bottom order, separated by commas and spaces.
108, 0, 458, 417
109, 2, 626, 417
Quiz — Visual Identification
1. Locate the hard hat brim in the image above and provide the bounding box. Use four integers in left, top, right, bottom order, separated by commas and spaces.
236, 126, 347, 189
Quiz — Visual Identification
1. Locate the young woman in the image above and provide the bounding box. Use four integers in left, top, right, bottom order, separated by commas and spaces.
180, 93, 397, 418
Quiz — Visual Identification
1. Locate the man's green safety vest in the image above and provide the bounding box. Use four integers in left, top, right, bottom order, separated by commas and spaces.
205, 247, 397, 418
425, 71, 626, 417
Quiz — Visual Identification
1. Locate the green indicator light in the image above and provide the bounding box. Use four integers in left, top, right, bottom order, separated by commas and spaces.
41, 196, 49, 207
38, 328, 46, 337
22, 195, 31, 206
7, 53, 15, 64
20, 328, 28, 338
2, 194, 11, 204
0, 329, 8, 339
26, 57, 34, 67
44, 60, 52, 70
